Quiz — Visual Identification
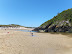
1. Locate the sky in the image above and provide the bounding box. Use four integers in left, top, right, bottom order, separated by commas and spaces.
0, 0, 72, 27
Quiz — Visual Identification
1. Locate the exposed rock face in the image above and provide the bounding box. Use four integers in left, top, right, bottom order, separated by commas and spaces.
33, 20, 72, 32
33, 27, 44, 32
33, 25, 72, 33
45, 26, 72, 32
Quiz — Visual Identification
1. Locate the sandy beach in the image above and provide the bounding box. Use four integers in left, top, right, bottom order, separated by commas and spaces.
0, 29, 72, 54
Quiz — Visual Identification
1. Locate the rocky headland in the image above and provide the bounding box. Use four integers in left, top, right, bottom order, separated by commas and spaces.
33, 8, 72, 33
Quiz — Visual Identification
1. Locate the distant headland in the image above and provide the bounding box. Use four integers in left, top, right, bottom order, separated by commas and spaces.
0, 24, 34, 30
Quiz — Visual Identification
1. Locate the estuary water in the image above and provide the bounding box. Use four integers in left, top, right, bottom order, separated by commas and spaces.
16, 29, 37, 32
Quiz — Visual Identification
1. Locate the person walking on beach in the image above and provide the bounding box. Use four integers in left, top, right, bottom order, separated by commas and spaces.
30, 31, 33, 36
31, 33, 33, 36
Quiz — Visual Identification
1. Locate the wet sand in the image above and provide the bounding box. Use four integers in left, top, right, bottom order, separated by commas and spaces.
0, 29, 72, 54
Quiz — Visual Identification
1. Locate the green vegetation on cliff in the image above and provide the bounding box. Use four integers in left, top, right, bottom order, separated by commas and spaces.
40, 8, 72, 28
33, 8, 72, 32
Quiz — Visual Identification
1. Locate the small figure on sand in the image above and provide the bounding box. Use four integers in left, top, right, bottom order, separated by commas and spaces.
7, 32, 9, 33
30, 31, 33, 36
31, 33, 33, 36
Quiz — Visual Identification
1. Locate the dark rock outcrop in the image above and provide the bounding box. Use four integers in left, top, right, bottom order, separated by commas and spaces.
32, 27, 44, 32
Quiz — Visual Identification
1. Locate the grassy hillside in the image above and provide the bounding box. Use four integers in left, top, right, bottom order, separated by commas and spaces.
40, 8, 72, 28
0, 24, 24, 27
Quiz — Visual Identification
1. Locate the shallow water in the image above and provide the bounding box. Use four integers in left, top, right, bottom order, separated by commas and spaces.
16, 30, 37, 37
16, 30, 72, 37
16, 30, 36, 32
